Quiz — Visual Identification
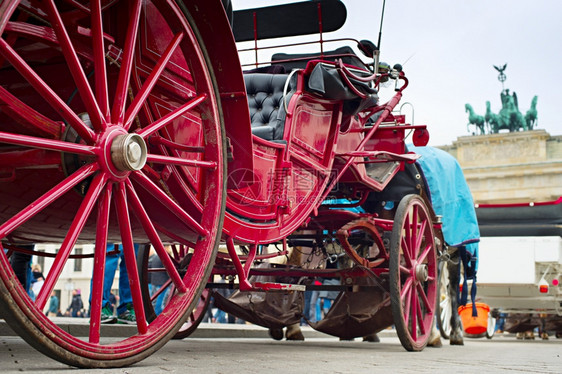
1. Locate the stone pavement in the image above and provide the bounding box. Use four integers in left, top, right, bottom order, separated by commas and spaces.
0, 328, 561, 373
0, 317, 358, 339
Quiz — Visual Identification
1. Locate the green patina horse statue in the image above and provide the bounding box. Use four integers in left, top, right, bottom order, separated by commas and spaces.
485, 101, 503, 133
465, 103, 486, 135
525, 95, 538, 129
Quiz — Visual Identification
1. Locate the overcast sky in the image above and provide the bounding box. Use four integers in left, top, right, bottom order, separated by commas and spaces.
232, 0, 561, 146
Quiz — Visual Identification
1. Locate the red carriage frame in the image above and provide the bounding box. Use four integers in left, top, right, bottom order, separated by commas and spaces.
0, 0, 441, 368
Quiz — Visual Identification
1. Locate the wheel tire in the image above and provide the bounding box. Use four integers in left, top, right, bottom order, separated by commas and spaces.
435, 260, 452, 339
0, 0, 225, 367
389, 195, 438, 351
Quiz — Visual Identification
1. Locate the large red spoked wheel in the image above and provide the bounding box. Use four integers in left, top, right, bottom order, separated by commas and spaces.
0, 0, 225, 368
389, 194, 437, 351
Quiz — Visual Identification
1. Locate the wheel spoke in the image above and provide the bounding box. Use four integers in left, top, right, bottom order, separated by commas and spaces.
0, 12, 24, 67
44, 0, 105, 131
415, 291, 426, 336
171, 244, 182, 261
146, 154, 217, 170
400, 236, 413, 268
416, 281, 433, 312
125, 179, 187, 292
0, 39, 95, 144
111, 0, 142, 125
154, 156, 204, 212
401, 277, 413, 301
0, 86, 61, 139
35, 172, 107, 309
153, 222, 198, 249
88, 182, 112, 344
440, 296, 450, 313
416, 243, 433, 265
399, 264, 410, 275
403, 213, 412, 260
441, 302, 451, 333
180, 244, 192, 258
61, 0, 91, 13
91, 0, 110, 121
413, 218, 427, 259
0, 163, 99, 239
150, 278, 172, 303
114, 182, 148, 334
410, 287, 418, 340
0, 131, 96, 155
410, 206, 419, 258
124, 32, 184, 130
136, 94, 207, 139
402, 279, 413, 325
149, 136, 205, 153
132, 171, 208, 237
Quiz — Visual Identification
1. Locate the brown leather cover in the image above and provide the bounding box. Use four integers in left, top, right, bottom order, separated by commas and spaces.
212, 265, 304, 329
309, 276, 393, 339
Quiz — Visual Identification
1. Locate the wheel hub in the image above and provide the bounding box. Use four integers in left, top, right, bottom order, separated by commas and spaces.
415, 263, 428, 282
110, 133, 147, 171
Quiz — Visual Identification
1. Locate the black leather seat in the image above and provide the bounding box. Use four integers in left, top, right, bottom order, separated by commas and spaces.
244, 73, 293, 141
271, 47, 377, 117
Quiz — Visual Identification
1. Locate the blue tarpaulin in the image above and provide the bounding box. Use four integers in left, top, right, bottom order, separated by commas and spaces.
408, 145, 480, 267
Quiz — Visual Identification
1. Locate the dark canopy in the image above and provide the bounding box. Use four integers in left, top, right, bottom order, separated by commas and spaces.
232, 0, 347, 42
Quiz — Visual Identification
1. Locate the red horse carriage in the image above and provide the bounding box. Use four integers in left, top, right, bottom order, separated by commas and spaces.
0, 0, 440, 368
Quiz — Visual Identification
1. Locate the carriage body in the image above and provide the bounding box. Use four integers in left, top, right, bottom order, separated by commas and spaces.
0, 0, 439, 367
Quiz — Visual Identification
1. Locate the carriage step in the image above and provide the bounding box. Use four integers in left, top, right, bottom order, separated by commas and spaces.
252, 282, 306, 291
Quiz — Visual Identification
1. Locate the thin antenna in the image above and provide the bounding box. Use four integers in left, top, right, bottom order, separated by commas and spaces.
377, 0, 386, 52
373, 0, 386, 76
402, 52, 416, 67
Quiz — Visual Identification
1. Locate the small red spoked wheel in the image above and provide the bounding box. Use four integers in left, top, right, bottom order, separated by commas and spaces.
389, 194, 437, 351
137, 244, 211, 339
485, 310, 496, 339
436, 259, 452, 339
0, 0, 225, 368
173, 288, 211, 339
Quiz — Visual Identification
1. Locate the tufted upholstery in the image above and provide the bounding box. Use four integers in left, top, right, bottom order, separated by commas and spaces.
244, 73, 292, 141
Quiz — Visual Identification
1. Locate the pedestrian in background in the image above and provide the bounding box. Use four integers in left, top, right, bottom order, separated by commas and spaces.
66, 289, 84, 317
30, 264, 44, 301
91, 243, 139, 324
9, 246, 34, 298
47, 291, 59, 317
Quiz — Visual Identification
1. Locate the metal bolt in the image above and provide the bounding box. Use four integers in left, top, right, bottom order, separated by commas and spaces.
127, 142, 141, 163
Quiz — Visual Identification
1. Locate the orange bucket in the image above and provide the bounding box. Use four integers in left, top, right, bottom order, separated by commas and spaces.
458, 302, 489, 335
